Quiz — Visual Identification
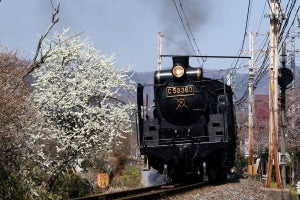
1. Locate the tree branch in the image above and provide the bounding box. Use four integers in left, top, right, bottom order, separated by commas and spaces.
23, 3, 60, 79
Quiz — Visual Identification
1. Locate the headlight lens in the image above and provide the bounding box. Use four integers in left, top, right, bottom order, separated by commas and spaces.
172, 65, 185, 78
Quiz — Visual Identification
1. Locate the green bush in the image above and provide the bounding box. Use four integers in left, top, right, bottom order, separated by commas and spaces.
51, 173, 93, 199
110, 167, 141, 189
80, 158, 106, 172
28, 182, 62, 200
0, 168, 62, 200
0, 170, 25, 200
235, 153, 248, 173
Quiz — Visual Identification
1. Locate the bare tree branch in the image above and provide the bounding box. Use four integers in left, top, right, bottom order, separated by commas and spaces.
23, 3, 60, 79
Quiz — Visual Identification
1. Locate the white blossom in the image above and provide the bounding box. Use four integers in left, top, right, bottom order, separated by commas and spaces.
29, 29, 135, 166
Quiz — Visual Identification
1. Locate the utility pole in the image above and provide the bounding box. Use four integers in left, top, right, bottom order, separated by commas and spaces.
287, 23, 299, 185
157, 32, 163, 71
280, 42, 287, 188
289, 29, 297, 92
248, 32, 254, 175
279, 42, 293, 188
287, 24, 299, 129
265, 0, 282, 189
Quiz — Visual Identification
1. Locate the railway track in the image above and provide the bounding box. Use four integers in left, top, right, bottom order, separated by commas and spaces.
72, 182, 209, 200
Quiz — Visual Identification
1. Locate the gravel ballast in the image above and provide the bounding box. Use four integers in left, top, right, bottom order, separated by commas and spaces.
166, 178, 292, 200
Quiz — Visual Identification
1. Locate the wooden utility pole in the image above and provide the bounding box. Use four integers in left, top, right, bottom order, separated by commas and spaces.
248, 32, 254, 172
265, 0, 282, 189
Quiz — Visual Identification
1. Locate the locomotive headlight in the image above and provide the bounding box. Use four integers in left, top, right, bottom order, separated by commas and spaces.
172, 65, 185, 78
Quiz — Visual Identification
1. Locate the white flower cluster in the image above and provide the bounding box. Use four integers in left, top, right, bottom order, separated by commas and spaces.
30, 29, 135, 164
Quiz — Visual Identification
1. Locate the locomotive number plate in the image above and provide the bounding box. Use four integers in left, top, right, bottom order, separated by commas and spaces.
166, 85, 194, 97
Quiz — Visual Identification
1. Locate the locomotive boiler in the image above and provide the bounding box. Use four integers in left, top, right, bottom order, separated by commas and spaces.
137, 56, 237, 182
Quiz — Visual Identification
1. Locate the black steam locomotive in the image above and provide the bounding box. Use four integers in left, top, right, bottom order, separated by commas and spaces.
137, 56, 237, 182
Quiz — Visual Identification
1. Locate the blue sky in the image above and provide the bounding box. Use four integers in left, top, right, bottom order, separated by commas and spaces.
0, 1, 272, 72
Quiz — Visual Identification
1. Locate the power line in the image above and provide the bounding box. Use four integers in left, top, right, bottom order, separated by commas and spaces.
228, 0, 252, 84
178, 0, 203, 61
163, 34, 193, 54
257, 1, 268, 33
171, 0, 203, 66
171, 0, 196, 55
236, 0, 300, 107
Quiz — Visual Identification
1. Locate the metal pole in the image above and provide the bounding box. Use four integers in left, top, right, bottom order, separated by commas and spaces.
280, 42, 287, 188
289, 25, 298, 185
290, 31, 296, 92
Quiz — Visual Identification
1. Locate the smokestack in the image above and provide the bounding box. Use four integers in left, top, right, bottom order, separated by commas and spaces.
172, 56, 189, 68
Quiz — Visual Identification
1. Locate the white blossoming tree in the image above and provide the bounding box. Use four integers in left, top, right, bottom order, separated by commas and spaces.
29, 29, 135, 189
